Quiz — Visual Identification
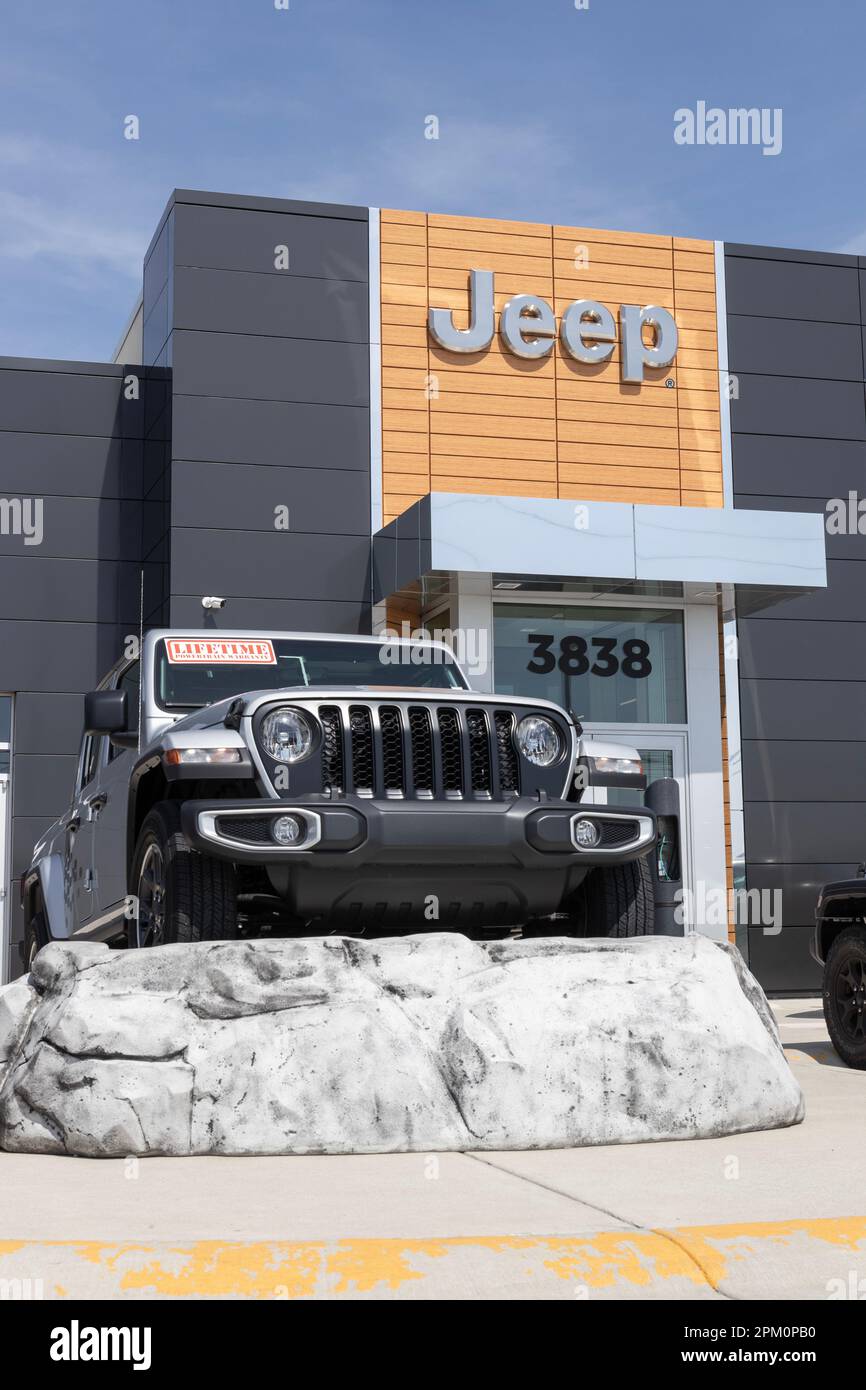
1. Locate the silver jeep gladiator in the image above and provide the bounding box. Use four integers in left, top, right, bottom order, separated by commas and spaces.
21, 630, 657, 964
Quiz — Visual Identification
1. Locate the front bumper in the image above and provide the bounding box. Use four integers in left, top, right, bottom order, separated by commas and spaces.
180, 796, 657, 869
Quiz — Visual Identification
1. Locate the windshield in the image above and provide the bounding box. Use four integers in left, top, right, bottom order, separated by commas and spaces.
155, 637, 467, 709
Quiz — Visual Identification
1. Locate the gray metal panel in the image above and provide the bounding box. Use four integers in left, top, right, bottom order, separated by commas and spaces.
0, 356, 126, 376
731, 435, 866, 498
7, 892, 24, 975
0, 499, 141, 563
143, 441, 170, 500
171, 395, 370, 468
397, 498, 432, 591
171, 330, 369, 406
169, 528, 371, 602
12, 817, 57, 880
172, 202, 369, 281
12, 755, 77, 818
171, 461, 371, 536
169, 595, 370, 633
142, 281, 170, 366
0, 368, 136, 436
747, 863, 855, 927
633, 503, 826, 586
747, 559, 866, 620
746, 928, 822, 992
172, 187, 368, 222
143, 213, 171, 312
0, 432, 142, 499
372, 522, 397, 605
740, 678, 866, 741
723, 254, 860, 319
726, 242, 857, 267
0, 558, 141, 624
727, 315, 863, 379
13, 693, 88, 756
744, 800, 866, 863
743, 739, 866, 802
730, 374, 866, 439
737, 618, 866, 680
0, 621, 125, 693
173, 266, 369, 342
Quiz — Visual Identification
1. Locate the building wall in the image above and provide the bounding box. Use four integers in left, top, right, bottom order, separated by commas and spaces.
0, 357, 164, 967
378, 210, 724, 525
150, 190, 375, 634
726, 241, 866, 990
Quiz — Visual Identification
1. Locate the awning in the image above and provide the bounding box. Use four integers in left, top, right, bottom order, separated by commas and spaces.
373, 493, 827, 604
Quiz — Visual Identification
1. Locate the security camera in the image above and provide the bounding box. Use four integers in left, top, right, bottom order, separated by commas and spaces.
201, 596, 227, 611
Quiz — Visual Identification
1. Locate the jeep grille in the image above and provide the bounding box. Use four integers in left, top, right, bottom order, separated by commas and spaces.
304, 701, 525, 800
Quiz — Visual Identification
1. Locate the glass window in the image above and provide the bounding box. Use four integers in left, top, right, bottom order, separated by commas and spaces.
154, 639, 467, 710
109, 662, 140, 759
607, 748, 674, 808
493, 604, 686, 724
78, 735, 101, 790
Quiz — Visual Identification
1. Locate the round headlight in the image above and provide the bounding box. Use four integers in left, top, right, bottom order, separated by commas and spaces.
516, 715, 561, 767
260, 708, 313, 763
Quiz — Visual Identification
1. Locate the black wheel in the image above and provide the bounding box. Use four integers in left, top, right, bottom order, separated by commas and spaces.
824, 925, 866, 1069
129, 801, 237, 947
583, 855, 655, 938
24, 909, 47, 971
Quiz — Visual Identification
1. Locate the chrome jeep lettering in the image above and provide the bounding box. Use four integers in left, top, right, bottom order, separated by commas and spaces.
428, 270, 678, 382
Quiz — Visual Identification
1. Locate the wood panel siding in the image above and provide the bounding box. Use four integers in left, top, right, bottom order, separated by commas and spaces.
378, 210, 724, 524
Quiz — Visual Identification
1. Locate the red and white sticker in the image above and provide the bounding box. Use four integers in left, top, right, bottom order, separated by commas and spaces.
165, 638, 277, 665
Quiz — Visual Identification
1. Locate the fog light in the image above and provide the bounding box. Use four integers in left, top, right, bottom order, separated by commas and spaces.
572, 818, 601, 849
272, 814, 304, 846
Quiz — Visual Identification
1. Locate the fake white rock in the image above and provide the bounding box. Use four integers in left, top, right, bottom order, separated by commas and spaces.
0, 934, 804, 1156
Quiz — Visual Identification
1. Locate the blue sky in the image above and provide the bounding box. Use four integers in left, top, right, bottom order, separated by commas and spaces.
2, 0, 865, 361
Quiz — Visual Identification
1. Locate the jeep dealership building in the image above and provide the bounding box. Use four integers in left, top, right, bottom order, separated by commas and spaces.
1, 186, 859, 991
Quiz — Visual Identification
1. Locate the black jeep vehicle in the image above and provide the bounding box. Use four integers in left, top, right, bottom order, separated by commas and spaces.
814, 878, 866, 1068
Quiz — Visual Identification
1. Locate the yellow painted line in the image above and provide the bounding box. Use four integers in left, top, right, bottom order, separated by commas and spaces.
2, 1217, 865, 1299
784, 1043, 845, 1067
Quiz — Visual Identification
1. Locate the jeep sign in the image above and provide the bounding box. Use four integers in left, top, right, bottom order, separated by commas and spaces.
428, 269, 678, 383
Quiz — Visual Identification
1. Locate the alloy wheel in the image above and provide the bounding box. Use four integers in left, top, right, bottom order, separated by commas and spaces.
835, 954, 866, 1042
137, 842, 166, 948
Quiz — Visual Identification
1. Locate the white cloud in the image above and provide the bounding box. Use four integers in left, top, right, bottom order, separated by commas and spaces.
836, 228, 866, 255
280, 117, 671, 234
0, 190, 143, 279
0, 136, 148, 282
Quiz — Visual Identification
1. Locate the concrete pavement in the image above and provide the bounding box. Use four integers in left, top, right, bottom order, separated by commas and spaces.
1, 998, 863, 1299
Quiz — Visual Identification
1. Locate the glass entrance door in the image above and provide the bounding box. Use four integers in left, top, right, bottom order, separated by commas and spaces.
583, 729, 691, 924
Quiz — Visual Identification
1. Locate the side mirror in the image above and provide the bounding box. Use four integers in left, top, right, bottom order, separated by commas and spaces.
84, 689, 133, 745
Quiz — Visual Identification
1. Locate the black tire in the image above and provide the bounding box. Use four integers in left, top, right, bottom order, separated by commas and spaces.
823, 925, 866, 1069
24, 909, 47, 971
130, 801, 237, 947
584, 855, 655, 938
